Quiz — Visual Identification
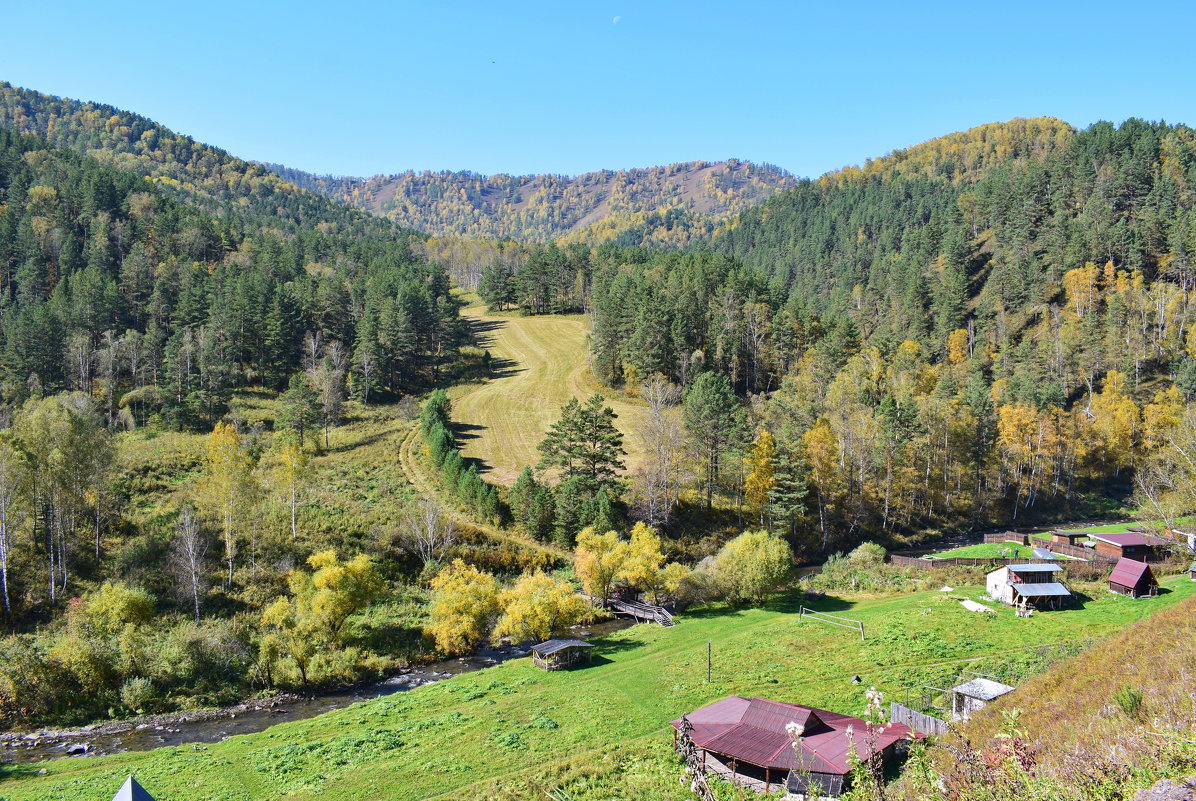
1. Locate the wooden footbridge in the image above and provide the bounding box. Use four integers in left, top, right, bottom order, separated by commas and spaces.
580, 594, 675, 626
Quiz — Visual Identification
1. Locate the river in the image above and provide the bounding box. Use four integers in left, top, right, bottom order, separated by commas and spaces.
0, 619, 633, 765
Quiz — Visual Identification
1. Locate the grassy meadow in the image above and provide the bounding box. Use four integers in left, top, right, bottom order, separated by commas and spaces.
450, 303, 649, 486
4, 576, 1192, 801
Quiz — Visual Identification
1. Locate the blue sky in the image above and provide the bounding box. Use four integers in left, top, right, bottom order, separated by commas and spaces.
3, 1, 1194, 178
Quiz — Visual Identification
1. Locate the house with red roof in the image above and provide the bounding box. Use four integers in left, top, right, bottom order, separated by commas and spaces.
1108, 558, 1158, 598
1089, 531, 1169, 561
671, 696, 917, 796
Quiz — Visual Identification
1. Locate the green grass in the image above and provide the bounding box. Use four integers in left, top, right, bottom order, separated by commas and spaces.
5, 577, 1193, 801
451, 304, 649, 485
929, 543, 1040, 559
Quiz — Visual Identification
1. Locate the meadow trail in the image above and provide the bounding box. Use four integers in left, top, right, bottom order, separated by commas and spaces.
451, 304, 648, 486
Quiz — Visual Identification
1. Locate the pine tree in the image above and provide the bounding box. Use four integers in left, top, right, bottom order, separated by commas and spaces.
537, 394, 627, 496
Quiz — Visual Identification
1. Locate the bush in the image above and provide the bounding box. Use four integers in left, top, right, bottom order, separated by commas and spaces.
120, 677, 157, 714
709, 530, 793, 606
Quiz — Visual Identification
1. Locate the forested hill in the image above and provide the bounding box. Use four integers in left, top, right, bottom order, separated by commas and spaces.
265, 159, 797, 246
0, 82, 401, 236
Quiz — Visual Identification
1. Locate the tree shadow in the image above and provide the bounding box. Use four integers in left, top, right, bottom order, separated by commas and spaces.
452, 422, 488, 442
0, 761, 41, 780
780, 592, 858, 614
485, 357, 524, 379
469, 318, 507, 349
589, 634, 647, 656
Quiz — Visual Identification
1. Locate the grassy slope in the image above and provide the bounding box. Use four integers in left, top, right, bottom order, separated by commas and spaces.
5, 577, 1192, 801
929, 543, 1040, 559
451, 304, 648, 486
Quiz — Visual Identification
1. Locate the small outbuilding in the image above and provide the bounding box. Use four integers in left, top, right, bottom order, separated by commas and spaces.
949, 677, 1015, 722
530, 639, 593, 670
986, 564, 1071, 610
1050, 530, 1089, 546
113, 777, 155, 801
1089, 532, 1168, 561
1188, 560, 1196, 581
1109, 558, 1158, 598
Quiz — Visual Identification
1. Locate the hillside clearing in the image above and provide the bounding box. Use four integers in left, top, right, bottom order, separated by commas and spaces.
5, 577, 1192, 801
451, 304, 648, 485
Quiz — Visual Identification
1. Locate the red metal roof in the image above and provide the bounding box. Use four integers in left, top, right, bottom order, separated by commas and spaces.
1091, 532, 1166, 548
671, 696, 916, 774
1109, 558, 1154, 588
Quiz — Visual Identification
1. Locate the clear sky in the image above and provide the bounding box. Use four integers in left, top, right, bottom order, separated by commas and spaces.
3, 0, 1195, 179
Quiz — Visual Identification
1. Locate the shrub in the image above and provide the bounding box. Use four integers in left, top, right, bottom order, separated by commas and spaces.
119, 677, 157, 714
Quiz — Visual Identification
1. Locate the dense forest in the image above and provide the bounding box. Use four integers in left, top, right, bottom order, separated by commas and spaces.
266, 159, 796, 246
484, 118, 1196, 551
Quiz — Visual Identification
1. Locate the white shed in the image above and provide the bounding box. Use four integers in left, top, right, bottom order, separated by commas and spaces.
986, 564, 1070, 609
950, 677, 1016, 721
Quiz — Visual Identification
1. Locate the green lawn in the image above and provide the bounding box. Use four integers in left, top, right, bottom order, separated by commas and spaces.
4, 578, 1192, 801
929, 542, 1039, 559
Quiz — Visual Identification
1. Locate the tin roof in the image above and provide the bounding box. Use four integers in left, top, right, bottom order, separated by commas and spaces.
1109, 558, 1155, 588
530, 639, 593, 656
951, 678, 1015, 701
671, 696, 916, 774
1006, 563, 1063, 573
1011, 582, 1071, 597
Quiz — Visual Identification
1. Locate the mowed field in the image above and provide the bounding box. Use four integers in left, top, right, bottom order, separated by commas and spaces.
451, 304, 648, 485
5, 577, 1192, 801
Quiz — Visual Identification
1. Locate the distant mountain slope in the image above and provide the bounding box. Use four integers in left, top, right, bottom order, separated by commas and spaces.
0, 81, 395, 235
266, 159, 798, 245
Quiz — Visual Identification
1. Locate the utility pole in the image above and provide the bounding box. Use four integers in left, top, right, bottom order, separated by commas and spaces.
706, 640, 711, 682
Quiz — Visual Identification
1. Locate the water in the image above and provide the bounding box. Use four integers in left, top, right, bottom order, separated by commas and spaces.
1, 618, 633, 765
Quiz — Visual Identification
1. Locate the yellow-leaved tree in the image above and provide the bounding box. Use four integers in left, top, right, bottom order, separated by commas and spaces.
261, 550, 381, 686
198, 422, 258, 588
1089, 370, 1140, 471
710, 530, 792, 607
426, 559, 500, 655
268, 428, 312, 541
493, 572, 587, 644
618, 522, 691, 605
743, 429, 777, 524
573, 527, 628, 604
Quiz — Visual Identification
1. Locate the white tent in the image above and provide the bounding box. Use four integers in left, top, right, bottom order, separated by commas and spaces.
112, 776, 155, 801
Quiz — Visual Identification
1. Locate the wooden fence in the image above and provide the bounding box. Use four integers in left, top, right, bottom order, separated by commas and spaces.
1038, 541, 1117, 563
889, 702, 949, 736
984, 531, 1028, 545
889, 554, 1107, 574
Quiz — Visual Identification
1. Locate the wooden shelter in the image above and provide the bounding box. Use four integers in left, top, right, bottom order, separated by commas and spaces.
986, 564, 1071, 610
1188, 560, 1196, 581
671, 696, 918, 797
530, 639, 593, 670
1109, 558, 1158, 598
112, 777, 155, 801
1050, 530, 1089, 546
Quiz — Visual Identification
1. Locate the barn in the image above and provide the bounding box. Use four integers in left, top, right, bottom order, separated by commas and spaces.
671, 696, 918, 796
986, 564, 1071, 610
1050, 530, 1088, 546
1108, 558, 1158, 598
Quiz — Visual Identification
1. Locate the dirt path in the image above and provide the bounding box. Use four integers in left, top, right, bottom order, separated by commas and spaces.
450, 305, 648, 486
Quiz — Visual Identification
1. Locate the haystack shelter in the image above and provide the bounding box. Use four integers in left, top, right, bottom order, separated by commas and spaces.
985, 564, 1071, 610
671, 696, 917, 796
530, 639, 593, 670
1108, 558, 1158, 598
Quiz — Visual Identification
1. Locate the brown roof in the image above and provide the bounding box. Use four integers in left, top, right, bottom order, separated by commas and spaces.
671, 696, 916, 774
1109, 558, 1155, 588
1090, 532, 1167, 548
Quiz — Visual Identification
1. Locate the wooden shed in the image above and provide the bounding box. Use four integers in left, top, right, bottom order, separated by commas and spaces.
1109, 558, 1158, 598
1188, 560, 1196, 581
530, 639, 593, 670
1089, 532, 1167, 561
1050, 530, 1088, 546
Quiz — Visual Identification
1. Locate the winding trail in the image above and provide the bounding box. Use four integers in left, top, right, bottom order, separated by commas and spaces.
450, 305, 648, 486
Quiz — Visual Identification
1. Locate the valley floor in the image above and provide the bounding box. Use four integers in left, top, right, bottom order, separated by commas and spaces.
4, 576, 1192, 801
